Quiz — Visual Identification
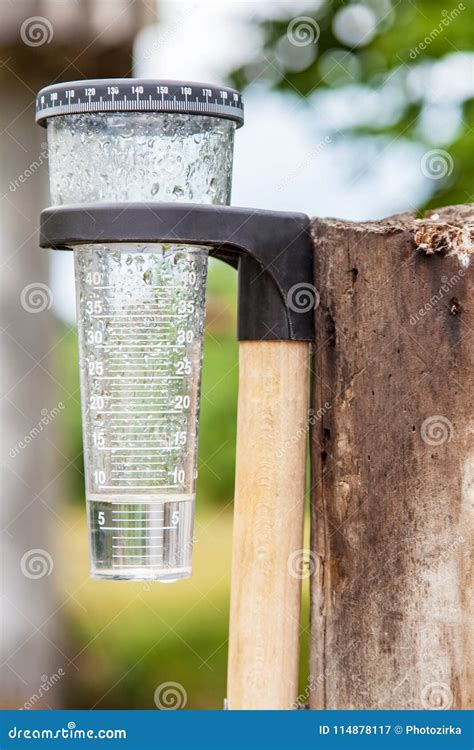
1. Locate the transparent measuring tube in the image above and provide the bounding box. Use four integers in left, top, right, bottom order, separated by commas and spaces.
43, 98, 238, 580
46, 112, 235, 205
75, 243, 207, 581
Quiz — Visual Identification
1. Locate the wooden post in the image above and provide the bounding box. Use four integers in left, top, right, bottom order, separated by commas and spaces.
227, 341, 309, 709
309, 205, 473, 709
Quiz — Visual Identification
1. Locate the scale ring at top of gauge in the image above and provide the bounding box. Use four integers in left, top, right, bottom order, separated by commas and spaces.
36, 78, 244, 127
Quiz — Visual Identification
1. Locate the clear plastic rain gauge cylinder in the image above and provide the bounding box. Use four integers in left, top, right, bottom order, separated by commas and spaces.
37, 80, 243, 580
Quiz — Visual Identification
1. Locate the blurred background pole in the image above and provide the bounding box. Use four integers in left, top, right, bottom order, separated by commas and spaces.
0, 0, 155, 709
227, 340, 309, 709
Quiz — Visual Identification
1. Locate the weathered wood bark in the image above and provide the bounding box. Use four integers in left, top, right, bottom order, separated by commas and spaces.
309, 205, 473, 710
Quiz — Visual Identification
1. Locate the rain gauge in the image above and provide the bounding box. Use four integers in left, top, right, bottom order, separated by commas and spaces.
37, 79, 242, 581
37, 77, 314, 708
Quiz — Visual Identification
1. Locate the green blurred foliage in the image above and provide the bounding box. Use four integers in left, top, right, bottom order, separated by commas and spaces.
197, 260, 238, 506
230, 0, 474, 209
55, 326, 84, 498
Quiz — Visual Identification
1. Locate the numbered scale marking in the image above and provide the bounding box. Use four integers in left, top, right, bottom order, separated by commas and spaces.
36, 79, 244, 127
75, 246, 205, 579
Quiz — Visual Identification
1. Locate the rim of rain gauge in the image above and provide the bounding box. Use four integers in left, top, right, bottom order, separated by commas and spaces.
35, 78, 244, 127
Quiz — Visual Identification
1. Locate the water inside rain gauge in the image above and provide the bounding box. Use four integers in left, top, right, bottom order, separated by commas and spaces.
37, 79, 243, 580
76, 243, 207, 580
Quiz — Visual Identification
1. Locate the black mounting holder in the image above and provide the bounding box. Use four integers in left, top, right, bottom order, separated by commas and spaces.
40, 203, 314, 342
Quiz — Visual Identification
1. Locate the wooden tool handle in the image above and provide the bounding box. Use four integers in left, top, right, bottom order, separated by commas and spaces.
227, 340, 310, 709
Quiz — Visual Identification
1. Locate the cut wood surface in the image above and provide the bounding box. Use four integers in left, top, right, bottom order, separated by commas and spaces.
309, 205, 473, 710
228, 341, 309, 709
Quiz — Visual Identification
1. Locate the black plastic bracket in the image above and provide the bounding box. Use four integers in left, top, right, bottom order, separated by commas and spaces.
40, 202, 315, 341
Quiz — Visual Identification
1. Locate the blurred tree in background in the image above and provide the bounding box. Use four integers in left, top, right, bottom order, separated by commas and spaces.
51, 0, 473, 709
230, 0, 474, 209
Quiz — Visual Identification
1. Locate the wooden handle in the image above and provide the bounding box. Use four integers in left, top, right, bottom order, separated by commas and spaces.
227, 340, 310, 709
